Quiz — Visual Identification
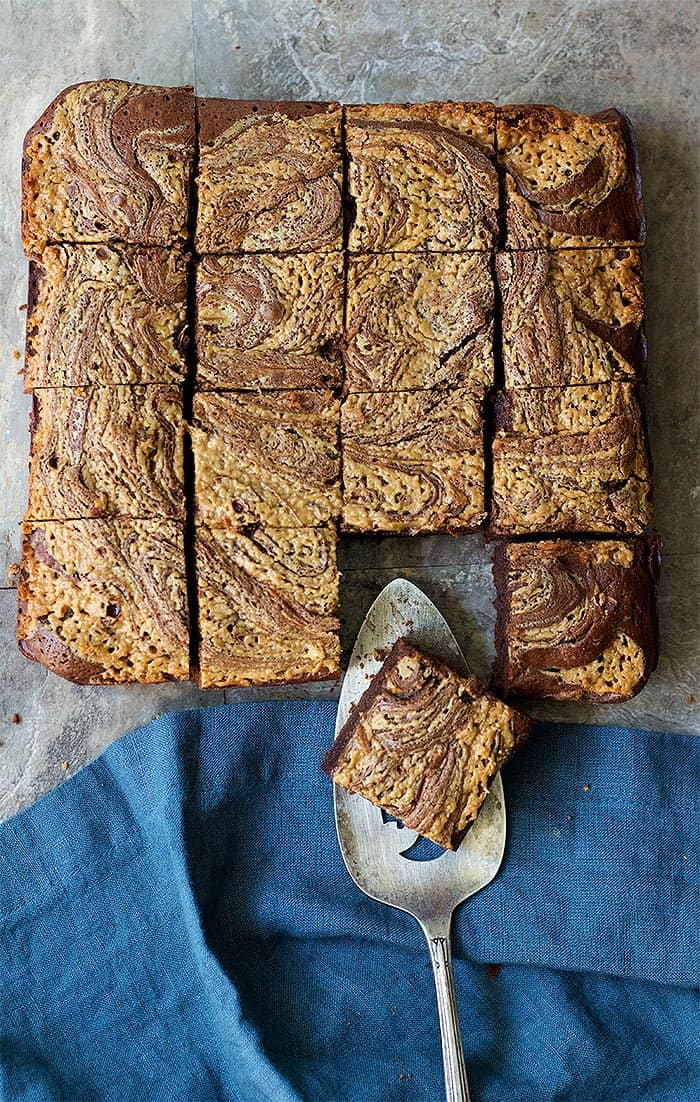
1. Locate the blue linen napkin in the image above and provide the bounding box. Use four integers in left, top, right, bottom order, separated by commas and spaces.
0, 702, 698, 1102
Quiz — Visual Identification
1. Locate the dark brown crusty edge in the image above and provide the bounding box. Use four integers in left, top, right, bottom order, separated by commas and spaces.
491, 535, 661, 703
197, 97, 340, 146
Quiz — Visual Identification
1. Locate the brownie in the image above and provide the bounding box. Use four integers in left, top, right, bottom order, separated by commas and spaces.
22, 81, 195, 254
195, 252, 343, 390
346, 102, 497, 252
191, 390, 341, 528
17, 519, 189, 684
496, 105, 645, 249
26, 385, 184, 521
24, 244, 187, 389
492, 538, 661, 702
323, 637, 531, 850
195, 99, 343, 253
496, 248, 646, 387
490, 383, 653, 536
196, 525, 340, 688
344, 252, 494, 392
341, 389, 484, 534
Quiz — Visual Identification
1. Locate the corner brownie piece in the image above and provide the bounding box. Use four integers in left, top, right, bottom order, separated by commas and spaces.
27, 386, 184, 521
490, 383, 652, 536
344, 252, 494, 392
496, 248, 646, 387
24, 244, 187, 389
195, 252, 343, 390
496, 105, 645, 250
196, 525, 340, 688
196, 99, 343, 253
346, 102, 497, 252
341, 389, 484, 534
18, 519, 189, 684
323, 638, 531, 850
493, 538, 660, 702
22, 81, 195, 254
191, 390, 341, 528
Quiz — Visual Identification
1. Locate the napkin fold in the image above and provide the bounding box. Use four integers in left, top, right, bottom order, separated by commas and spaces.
0, 702, 698, 1102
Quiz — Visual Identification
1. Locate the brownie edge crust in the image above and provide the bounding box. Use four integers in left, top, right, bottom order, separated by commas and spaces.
324, 638, 531, 850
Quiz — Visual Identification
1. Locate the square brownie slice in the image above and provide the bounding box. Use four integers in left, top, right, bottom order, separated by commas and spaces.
26, 385, 185, 521
490, 383, 652, 536
493, 538, 661, 702
496, 105, 645, 250
346, 102, 497, 252
191, 390, 341, 529
22, 81, 195, 254
196, 99, 343, 253
24, 244, 188, 389
323, 637, 531, 850
341, 389, 484, 534
196, 252, 343, 390
345, 253, 494, 392
18, 519, 189, 684
196, 525, 340, 688
496, 248, 646, 387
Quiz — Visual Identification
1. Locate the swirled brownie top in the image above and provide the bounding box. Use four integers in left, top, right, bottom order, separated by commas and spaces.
496, 105, 645, 249
196, 99, 343, 253
323, 637, 531, 850
24, 244, 188, 389
18, 519, 189, 685
346, 102, 497, 252
22, 81, 195, 253
192, 390, 341, 529
496, 248, 646, 387
196, 525, 340, 689
493, 538, 660, 702
195, 252, 343, 390
344, 253, 494, 391
27, 386, 184, 521
490, 383, 652, 536
341, 388, 484, 534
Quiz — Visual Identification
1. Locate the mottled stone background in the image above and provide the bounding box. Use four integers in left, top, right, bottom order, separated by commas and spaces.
1, 0, 698, 818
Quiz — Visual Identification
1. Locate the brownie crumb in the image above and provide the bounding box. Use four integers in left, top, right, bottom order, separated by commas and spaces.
487, 963, 502, 979
11, 713, 20, 724
13, 349, 21, 360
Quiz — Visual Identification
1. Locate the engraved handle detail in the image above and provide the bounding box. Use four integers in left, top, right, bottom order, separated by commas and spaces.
425, 924, 471, 1102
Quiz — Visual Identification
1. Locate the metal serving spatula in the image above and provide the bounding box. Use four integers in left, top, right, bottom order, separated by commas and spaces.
332, 578, 506, 1102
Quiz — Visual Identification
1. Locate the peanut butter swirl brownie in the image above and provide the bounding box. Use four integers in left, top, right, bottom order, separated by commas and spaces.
341, 389, 484, 534
27, 386, 184, 521
196, 525, 340, 688
346, 102, 497, 252
496, 248, 646, 387
490, 383, 652, 536
192, 390, 341, 529
24, 244, 187, 389
22, 81, 195, 254
196, 99, 343, 253
496, 105, 645, 250
493, 538, 660, 702
324, 638, 531, 850
18, 519, 189, 684
195, 252, 343, 390
344, 252, 494, 392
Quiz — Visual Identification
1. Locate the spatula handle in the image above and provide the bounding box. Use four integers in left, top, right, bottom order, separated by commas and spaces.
423, 920, 471, 1102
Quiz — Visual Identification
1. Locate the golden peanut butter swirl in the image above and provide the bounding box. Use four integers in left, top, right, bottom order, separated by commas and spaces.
324, 639, 530, 850
341, 389, 484, 534
22, 81, 194, 252
344, 253, 494, 391
347, 106, 498, 251
496, 248, 645, 387
192, 390, 341, 528
18, 519, 189, 684
196, 525, 340, 689
196, 252, 343, 389
25, 245, 187, 388
27, 385, 184, 521
196, 105, 343, 253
